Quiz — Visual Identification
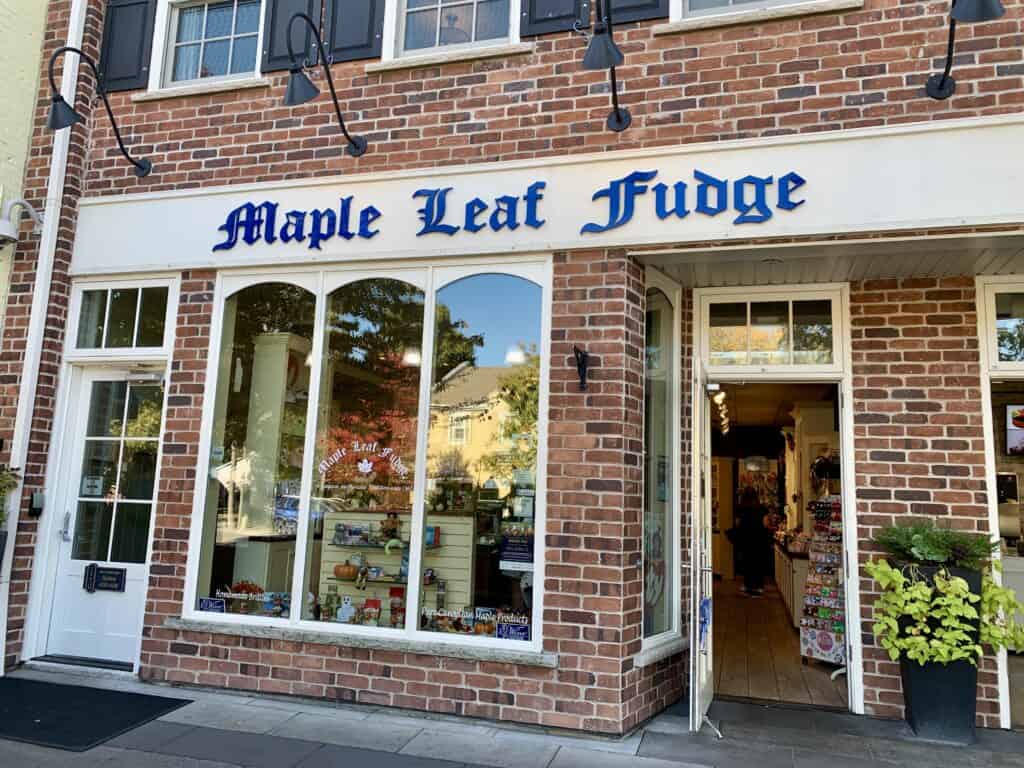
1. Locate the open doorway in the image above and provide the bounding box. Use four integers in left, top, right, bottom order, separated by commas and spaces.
709, 382, 849, 709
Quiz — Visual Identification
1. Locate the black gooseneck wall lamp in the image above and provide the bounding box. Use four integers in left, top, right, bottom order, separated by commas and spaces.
582, 0, 631, 133
926, 0, 1005, 100
282, 12, 368, 157
47, 46, 152, 177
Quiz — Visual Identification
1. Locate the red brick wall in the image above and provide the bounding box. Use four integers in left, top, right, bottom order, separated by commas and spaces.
138, 248, 650, 733
0, 0, 104, 668
82, 0, 1024, 195
850, 276, 999, 727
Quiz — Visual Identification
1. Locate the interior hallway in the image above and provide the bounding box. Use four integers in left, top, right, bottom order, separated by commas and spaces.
714, 578, 848, 708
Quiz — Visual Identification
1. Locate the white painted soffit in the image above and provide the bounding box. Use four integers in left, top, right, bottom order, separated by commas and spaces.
635, 232, 1024, 288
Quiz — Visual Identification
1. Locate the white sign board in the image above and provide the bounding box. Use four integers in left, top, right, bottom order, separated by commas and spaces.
72, 116, 1024, 275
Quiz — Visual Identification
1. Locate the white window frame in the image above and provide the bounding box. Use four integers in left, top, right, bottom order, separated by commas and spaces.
381, 0, 521, 61
148, 0, 267, 92
65, 277, 180, 363
638, 268, 684, 663
976, 275, 1022, 731
665, 0, 863, 30
182, 257, 551, 654
700, 286, 845, 380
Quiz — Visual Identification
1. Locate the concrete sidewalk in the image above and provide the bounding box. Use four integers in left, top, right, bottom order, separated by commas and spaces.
3, 667, 1024, 768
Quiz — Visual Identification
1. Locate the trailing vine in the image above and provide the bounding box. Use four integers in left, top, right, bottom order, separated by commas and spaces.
865, 558, 1024, 666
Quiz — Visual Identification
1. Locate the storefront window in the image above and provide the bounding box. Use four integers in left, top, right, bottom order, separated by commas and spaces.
191, 266, 548, 643
644, 289, 675, 638
301, 279, 424, 628
196, 283, 316, 617
418, 274, 542, 641
996, 293, 1024, 363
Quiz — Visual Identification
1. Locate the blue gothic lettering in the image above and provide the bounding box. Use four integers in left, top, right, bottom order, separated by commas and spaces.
732, 175, 774, 224
581, 170, 659, 234
490, 196, 520, 231
280, 210, 306, 243
359, 206, 381, 239
213, 201, 278, 251
654, 182, 689, 221
464, 198, 489, 233
695, 170, 728, 216
308, 208, 337, 251
337, 197, 355, 240
414, 188, 459, 236
524, 181, 546, 228
778, 171, 807, 211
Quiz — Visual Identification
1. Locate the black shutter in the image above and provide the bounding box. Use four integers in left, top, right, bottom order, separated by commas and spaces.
325, 0, 384, 62
261, 0, 324, 73
99, 0, 156, 92
609, 0, 669, 23
520, 0, 591, 37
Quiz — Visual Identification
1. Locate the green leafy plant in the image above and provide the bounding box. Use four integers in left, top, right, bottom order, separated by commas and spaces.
0, 466, 20, 527
865, 522, 1024, 666
873, 522, 998, 571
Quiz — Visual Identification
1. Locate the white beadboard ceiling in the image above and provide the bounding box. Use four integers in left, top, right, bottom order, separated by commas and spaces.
635, 232, 1024, 288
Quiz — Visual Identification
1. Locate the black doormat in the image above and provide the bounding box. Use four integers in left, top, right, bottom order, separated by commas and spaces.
0, 677, 191, 752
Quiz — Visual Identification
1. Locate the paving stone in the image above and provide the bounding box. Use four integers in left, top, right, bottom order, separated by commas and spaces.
151, 726, 321, 768
401, 729, 558, 768
294, 743, 467, 768
93, 745, 240, 767
864, 737, 994, 768
268, 711, 422, 751
108, 720, 197, 751
638, 730, 796, 768
492, 728, 643, 755
0, 738, 111, 767
792, 748, 892, 768
715, 721, 867, 758
376, 712, 496, 737
643, 715, 691, 736
161, 699, 298, 734
550, 746, 710, 768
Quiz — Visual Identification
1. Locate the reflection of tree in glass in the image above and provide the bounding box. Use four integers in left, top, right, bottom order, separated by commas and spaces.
476, 352, 540, 480
223, 284, 316, 456
316, 282, 483, 492
999, 324, 1024, 362
433, 302, 484, 383
432, 447, 470, 480
794, 321, 832, 356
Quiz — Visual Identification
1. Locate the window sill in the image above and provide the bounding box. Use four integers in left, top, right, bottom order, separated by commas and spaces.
132, 77, 272, 103
635, 634, 689, 668
652, 0, 863, 34
164, 617, 560, 668
365, 43, 534, 74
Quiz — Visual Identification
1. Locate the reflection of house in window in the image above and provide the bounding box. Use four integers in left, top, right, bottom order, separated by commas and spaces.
448, 413, 471, 445
431, 363, 514, 490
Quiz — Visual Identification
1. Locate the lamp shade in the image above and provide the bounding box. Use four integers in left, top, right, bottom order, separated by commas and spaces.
582, 26, 624, 71
47, 94, 84, 131
283, 68, 320, 107
951, 0, 1005, 22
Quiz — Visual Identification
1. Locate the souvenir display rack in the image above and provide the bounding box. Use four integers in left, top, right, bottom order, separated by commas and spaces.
799, 495, 846, 665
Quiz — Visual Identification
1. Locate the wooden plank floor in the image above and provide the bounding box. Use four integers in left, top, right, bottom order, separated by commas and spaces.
713, 577, 849, 708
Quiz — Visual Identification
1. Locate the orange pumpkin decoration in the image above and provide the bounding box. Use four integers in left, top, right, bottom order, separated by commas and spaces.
334, 562, 358, 580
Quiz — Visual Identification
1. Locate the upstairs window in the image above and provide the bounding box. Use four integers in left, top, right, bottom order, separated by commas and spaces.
167, 0, 260, 85
399, 0, 512, 55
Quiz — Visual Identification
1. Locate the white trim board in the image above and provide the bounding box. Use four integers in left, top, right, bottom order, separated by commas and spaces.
71, 116, 1024, 277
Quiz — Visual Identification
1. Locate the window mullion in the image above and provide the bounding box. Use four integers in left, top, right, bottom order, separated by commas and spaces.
288, 272, 327, 627
404, 267, 437, 639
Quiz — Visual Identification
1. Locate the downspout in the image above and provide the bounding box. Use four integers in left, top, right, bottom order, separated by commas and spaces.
0, 0, 89, 676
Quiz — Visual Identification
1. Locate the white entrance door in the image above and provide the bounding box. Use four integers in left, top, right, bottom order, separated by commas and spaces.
45, 371, 164, 666
690, 365, 715, 730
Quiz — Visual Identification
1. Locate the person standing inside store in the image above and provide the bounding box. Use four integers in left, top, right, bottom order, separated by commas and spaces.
736, 486, 771, 597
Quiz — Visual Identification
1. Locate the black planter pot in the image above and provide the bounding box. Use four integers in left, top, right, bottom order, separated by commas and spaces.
898, 565, 982, 745
0, 530, 6, 561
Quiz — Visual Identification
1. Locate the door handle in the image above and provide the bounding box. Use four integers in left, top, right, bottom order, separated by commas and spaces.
60, 511, 72, 543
